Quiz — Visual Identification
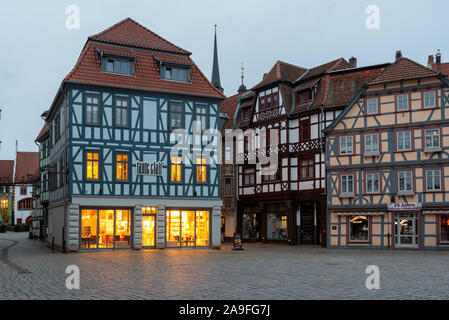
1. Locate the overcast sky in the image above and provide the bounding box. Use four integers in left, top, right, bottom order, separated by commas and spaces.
0, 0, 448, 160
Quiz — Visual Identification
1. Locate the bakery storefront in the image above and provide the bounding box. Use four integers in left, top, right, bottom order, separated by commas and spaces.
79, 206, 211, 250
328, 203, 449, 249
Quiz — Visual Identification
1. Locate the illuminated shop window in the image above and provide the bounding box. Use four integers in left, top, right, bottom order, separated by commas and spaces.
349, 215, 369, 242
267, 214, 288, 241
440, 215, 449, 243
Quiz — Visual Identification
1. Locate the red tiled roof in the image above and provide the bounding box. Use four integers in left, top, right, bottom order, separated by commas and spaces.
291, 64, 389, 114
430, 62, 449, 77
220, 91, 249, 130
298, 58, 353, 82
89, 18, 190, 55
35, 123, 50, 142
252, 61, 307, 90
15, 152, 39, 184
65, 41, 225, 99
368, 57, 440, 85
0, 160, 14, 184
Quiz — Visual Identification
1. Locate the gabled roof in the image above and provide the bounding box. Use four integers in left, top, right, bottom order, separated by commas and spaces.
0, 160, 14, 184
15, 152, 39, 184
368, 57, 440, 85
64, 41, 225, 99
35, 123, 50, 142
430, 62, 449, 77
89, 18, 190, 55
219, 91, 249, 130
252, 61, 307, 90
296, 58, 353, 83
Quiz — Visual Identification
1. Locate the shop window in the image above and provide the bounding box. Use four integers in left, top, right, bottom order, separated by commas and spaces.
116, 153, 129, 181
80, 209, 131, 250
86, 152, 100, 180
440, 215, 449, 243
196, 211, 210, 246
339, 135, 354, 155
81, 210, 98, 249
242, 213, 258, 240
299, 158, 314, 180
196, 158, 207, 183
166, 210, 209, 247
349, 215, 369, 242
267, 214, 288, 240
396, 130, 413, 152
425, 169, 442, 192
171, 157, 182, 182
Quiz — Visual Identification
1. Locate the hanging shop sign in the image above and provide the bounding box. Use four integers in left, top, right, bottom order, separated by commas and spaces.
136, 161, 164, 176
388, 203, 422, 211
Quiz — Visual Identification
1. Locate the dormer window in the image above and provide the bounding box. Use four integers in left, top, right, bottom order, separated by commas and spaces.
161, 64, 190, 83
102, 57, 134, 76
297, 89, 312, 105
242, 108, 251, 120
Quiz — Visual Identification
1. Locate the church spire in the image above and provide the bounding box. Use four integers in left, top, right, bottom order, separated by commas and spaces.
238, 63, 247, 94
211, 24, 224, 93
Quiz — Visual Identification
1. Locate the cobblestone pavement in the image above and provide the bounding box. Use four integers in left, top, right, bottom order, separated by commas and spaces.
1, 232, 449, 300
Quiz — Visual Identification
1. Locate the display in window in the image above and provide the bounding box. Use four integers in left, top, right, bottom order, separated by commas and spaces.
267, 213, 288, 240
349, 215, 369, 241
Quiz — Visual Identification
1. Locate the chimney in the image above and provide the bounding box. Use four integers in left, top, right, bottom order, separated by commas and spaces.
428, 55, 435, 67
436, 49, 442, 64
349, 56, 357, 68
395, 50, 402, 62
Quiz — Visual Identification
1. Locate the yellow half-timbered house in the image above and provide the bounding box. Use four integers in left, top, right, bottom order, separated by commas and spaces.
325, 53, 449, 249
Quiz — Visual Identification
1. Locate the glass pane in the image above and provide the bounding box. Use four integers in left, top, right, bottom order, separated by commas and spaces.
115, 210, 130, 248
99, 210, 114, 248
81, 210, 97, 249
142, 215, 155, 247
181, 211, 195, 247
242, 214, 257, 239
349, 216, 369, 241
196, 211, 210, 246
441, 215, 449, 242
166, 210, 181, 247
267, 214, 288, 240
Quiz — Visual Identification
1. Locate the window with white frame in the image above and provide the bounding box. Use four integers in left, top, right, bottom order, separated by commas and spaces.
396, 94, 409, 112
365, 172, 380, 194
340, 174, 354, 196
426, 170, 442, 191
396, 131, 412, 151
339, 136, 354, 155
424, 128, 441, 150
398, 171, 413, 194
364, 133, 379, 155
366, 98, 379, 115
423, 91, 437, 109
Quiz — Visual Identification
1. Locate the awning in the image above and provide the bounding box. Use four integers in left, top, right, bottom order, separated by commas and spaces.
333, 212, 387, 216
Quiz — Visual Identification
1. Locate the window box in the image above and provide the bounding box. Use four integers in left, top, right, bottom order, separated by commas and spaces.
364, 151, 380, 157
340, 192, 355, 198
424, 147, 442, 153
397, 190, 414, 196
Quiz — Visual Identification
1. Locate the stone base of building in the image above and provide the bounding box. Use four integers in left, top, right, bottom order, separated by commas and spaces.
47, 197, 222, 252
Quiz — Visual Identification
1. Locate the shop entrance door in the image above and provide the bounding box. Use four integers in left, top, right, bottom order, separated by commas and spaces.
301, 204, 314, 245
394, 213, 419, 248
142, 215, 156, 248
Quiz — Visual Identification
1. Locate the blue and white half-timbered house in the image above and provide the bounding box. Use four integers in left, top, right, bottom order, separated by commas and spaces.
44, 18, 225, 252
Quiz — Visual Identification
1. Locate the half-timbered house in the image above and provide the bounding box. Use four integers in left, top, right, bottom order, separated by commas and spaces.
231, 58, 389, 246
325, 53, 449, 249
43, 18, 225, 252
